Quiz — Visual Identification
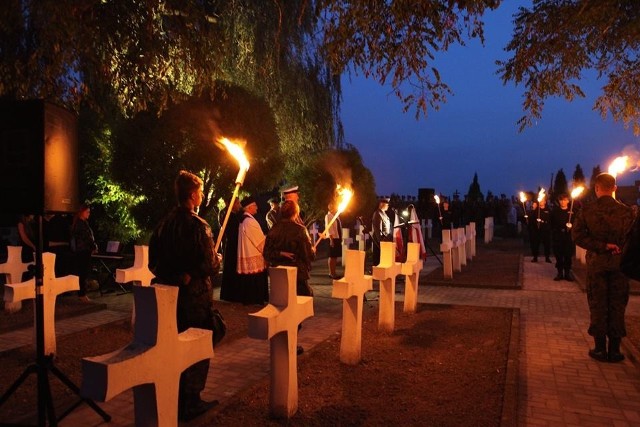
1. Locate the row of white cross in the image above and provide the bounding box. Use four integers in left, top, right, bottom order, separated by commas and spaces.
1, 242, 423, 425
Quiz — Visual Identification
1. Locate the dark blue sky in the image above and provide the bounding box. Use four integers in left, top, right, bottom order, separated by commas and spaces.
340, 1, 639, 199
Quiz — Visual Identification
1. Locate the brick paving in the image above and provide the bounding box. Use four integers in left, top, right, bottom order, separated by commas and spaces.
2, 248, 640, 426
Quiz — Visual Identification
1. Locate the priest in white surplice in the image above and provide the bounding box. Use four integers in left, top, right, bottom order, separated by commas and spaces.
237, 196, 269, 305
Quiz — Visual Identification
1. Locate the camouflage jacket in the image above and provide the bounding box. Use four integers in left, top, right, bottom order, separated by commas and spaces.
572, 196, 636, 269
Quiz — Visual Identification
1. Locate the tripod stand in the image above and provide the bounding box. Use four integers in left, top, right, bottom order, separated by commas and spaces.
0, 215, 110, 426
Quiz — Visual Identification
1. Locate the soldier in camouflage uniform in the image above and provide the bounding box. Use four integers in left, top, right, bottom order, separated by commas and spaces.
572, 173, 636, 363
149, 170, 221, 421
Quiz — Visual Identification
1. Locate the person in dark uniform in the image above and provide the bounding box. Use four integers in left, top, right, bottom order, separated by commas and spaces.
371, 197, 392, 266
530, 198, 552, 262
550, 193, 576, 281
572, 173, 636, 363
148, 170, 221, 421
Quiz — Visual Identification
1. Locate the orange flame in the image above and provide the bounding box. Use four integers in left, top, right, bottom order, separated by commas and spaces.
608, 156, 628, 178
519, 192, 527, 203
570, 186, 584, 199
537, 188, 546, 203
336, 185, 353, 215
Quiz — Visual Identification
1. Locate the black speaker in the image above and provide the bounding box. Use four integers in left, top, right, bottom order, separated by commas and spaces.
0, 99, 79, 214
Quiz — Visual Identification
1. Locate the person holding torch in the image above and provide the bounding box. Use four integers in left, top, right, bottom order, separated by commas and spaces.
148, 170, 221, 421
550, 193, 576, 281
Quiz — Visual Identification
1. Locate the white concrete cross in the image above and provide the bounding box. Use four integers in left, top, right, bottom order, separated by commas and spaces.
425, 219, 433, 239
0, 245, 33, 313
451, 228, 462, 272
81, 284, 214, 427
465, 224, 473, 261
309, 223, 319, 246
469, 221, 477, 258
3, 252, 79, 355
248, 266, 314, 418
115, 245, 155, 286
401, 242, 423, 313
355, 220, 366, 251
484, 216, 494, 243
341, 228, 353, 266
332, 250, 372, 365
440, 230, 454, 279
372, 241, 401, 332
455, 228, 467, 267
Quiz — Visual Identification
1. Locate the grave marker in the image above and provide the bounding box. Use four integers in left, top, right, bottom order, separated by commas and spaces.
372, 241, 401, 332
401, 243, 423, 313
3, 252, 78, 355
440, 230, 454, 279
248, 266, 314, 418
115, 245, 155, 286
341, 228, 353, 266
81, 284, 214, 427
0, 245, 33, 312
332, 250, 372, 365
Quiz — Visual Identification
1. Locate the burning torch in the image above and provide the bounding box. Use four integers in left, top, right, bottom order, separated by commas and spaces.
608, 156, 629, 199
434, 195, 442, 224
519, 191, 528, 224
214, 137, 250, 253
314, 185, 353, 250
536, 188, 545, 228
567, 185, 584, 227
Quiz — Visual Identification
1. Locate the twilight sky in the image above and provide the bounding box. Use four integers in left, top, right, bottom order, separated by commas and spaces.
340, 1, 640, 199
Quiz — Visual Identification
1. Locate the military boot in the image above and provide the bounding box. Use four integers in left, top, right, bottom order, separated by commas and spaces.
608, 337, 625, 363
588, 336, 607, 362
553, 269, 564, 281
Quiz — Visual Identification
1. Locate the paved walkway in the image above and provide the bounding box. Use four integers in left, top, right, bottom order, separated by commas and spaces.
2, 249, 640, 426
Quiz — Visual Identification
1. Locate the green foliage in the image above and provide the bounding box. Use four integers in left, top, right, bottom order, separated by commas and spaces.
317, 0, 501, 118
78, 107, 145, 243
109, 84, 283, 232
499, 1, 640, 134
289, 145, 377, 226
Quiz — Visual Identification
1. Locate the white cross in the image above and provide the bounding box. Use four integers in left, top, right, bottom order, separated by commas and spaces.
332, 250, 372, 365
3, 252, 78, 355
401, 243, 423, 313
248, 266, 314, 418
372, 241, 401, 332
469, 221, 477, 258
81, 284, 214, 427
456, 227, 468, 267
309, 223, 319, 246
440, 230, 454, 279
115, 245, 155, 286
341, 228, 353, 266
0, 246, 33, 313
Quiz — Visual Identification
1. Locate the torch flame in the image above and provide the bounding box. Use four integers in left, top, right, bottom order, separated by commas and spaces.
336, 185, 353, 215
537, 188, 546, 203
519, 192, 527, 203
570, 186, 584, 199
434, 195, 441, 204
218, 137, 250, 171
608, 156, 628, 178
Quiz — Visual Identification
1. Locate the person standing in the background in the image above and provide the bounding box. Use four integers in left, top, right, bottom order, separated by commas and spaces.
324, 201, 342, 279
550, 193, 575, 281
371, 197, 391, 266
237, 196, 268, 305
70, 204, 98, 302
572, 173, 636, 363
